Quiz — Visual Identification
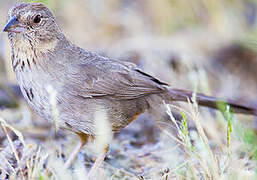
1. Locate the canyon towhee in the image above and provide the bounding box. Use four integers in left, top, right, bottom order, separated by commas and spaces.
3, 2, 257, 178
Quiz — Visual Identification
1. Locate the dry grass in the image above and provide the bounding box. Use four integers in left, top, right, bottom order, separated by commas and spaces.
1, 0, 257, 179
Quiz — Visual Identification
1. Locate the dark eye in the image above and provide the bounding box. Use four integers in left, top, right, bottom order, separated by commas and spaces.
33, 15, 41, 24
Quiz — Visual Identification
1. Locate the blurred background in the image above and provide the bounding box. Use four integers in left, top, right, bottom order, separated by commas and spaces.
0, 0, 257, 179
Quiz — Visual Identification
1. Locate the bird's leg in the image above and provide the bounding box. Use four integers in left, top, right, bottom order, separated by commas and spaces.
87, 146, 109, 179
64, 133, 89, 169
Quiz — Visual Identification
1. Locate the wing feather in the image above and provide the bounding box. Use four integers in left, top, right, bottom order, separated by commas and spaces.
68, 56, 168, 100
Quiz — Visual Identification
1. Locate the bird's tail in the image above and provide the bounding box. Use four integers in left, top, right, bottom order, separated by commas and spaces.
167, 88, 257, 116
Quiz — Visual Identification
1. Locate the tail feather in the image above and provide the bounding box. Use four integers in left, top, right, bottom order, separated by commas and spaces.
167, 88, 257, 116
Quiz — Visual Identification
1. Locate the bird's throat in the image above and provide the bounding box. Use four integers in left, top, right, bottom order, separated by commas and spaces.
11, 38, 58, 73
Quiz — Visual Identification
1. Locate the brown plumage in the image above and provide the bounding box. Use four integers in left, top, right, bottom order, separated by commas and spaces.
3, 2, 257, 178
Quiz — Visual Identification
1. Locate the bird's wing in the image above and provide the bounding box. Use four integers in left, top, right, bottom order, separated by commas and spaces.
67, 56, 168, 100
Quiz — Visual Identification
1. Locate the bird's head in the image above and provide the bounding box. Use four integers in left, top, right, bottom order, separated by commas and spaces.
3, 3, 63, 47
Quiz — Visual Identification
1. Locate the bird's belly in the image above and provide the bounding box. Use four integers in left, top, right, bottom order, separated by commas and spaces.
16, 69, 55, 123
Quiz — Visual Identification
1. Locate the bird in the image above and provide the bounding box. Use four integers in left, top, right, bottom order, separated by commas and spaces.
3, 2, 257, 178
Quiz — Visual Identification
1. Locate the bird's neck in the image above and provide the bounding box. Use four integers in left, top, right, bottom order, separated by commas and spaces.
10, 34, 67, 72
11, 36, 62, 54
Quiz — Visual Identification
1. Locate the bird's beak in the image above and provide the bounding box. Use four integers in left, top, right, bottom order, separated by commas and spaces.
3, 16, 26, 33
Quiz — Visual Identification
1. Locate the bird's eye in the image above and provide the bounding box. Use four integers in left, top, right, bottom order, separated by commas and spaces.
33, 15, 41, 24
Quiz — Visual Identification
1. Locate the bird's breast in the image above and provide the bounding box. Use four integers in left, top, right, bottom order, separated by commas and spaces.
13, 50, 58, 123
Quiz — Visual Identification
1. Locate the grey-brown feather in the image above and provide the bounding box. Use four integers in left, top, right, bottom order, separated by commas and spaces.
6, 3, 257, 138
